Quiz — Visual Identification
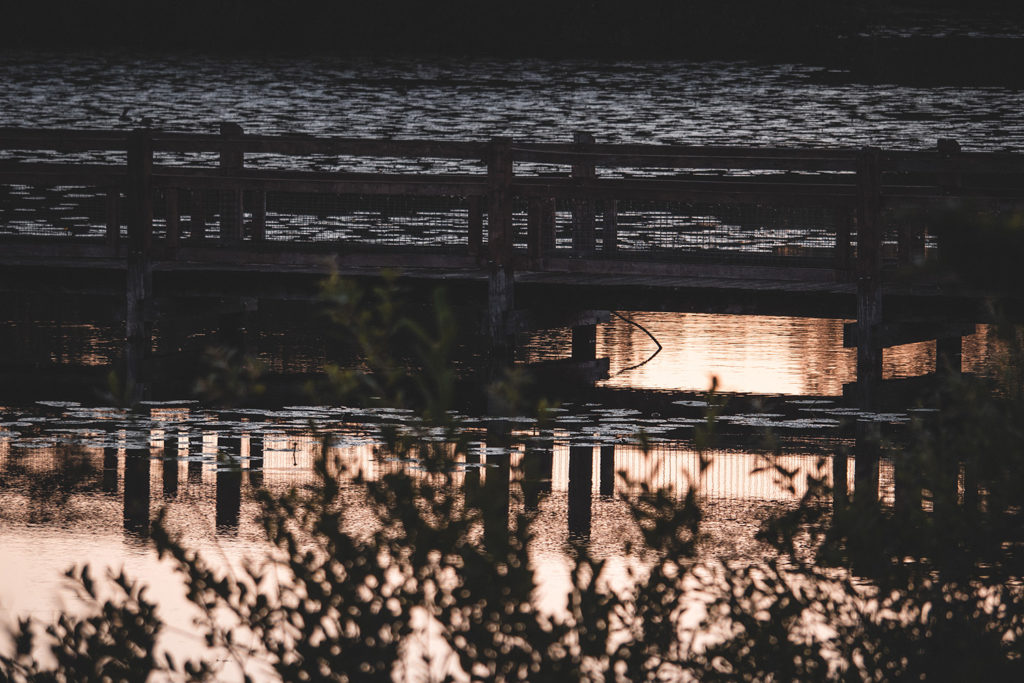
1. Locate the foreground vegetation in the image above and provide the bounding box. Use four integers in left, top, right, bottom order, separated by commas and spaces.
3, 276, 1024, 681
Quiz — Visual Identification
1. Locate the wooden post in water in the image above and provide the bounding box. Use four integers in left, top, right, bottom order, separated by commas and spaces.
163, 428, 179, 498
124, 446, 151, 536
599, 444, 615, 497
571, 131, 596, 255
522, 429, 553, 512
219, 122, 244, 245
216, 433, 242, 531
188, 428, 204, 484
248, 434, 264, 489
568, 445, 594, 539
125, 128, 153, 403
487, 137, 515, 349
102, 444, 119, 494
832, 450, 848, 510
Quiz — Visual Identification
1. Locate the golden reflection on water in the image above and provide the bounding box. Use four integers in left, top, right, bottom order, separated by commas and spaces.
520, 312, 995, 395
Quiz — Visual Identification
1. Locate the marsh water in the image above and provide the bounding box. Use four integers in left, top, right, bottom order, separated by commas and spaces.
1, 50, 1022, 674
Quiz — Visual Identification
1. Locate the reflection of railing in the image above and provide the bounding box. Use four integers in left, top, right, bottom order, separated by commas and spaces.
3, 126, 1022, 278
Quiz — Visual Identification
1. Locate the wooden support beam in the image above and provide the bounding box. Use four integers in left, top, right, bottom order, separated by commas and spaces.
487, 265, 514, 345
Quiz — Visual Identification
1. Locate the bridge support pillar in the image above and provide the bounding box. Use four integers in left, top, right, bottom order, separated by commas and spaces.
488, 265, 515, 350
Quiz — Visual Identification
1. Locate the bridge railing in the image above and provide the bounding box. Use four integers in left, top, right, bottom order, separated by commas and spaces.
1, 126, 1022, 280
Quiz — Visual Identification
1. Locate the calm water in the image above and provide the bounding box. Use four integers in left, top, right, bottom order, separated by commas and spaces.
0, 50, 1019, 676
2, 51, 1023, 153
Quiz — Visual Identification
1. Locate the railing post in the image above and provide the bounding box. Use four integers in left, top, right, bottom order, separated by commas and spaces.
855, 146, 882, 411
249, 190, 266, 241
602, 199, 618, 254
528, 197, 556, 262
189, 191, 207, 241
571, 131, 596, 255
105, 188, 120, 249
219, 122, 244, 245
468, 195, 483, 258
165, 188, 181, 251
833, 206, 852, 275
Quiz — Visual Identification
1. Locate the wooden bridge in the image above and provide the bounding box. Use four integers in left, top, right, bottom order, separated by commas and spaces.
1, 126, 1022, 405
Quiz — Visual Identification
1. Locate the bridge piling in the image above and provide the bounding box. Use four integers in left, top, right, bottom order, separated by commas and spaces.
125, 128, 154, 403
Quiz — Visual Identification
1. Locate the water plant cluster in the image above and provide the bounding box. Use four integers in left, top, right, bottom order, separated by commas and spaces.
3, 275, 1024, 681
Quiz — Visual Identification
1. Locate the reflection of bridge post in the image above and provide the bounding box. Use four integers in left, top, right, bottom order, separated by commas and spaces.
854, 422, 880, 506
102, 445, 119, 494
599, 445, 615, 498
568, 445, 593, 539
162, 429, 178, 498
483, 418, 511, 552
248, 434, 264, 489
188, 429, 204, 484
832, 450, 848, 509
123, 447, 150, 536
216, 435, 242, 530
522, 430, 553, 512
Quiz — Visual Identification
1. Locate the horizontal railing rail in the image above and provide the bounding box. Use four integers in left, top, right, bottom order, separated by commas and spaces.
2, 126, 1022, 283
